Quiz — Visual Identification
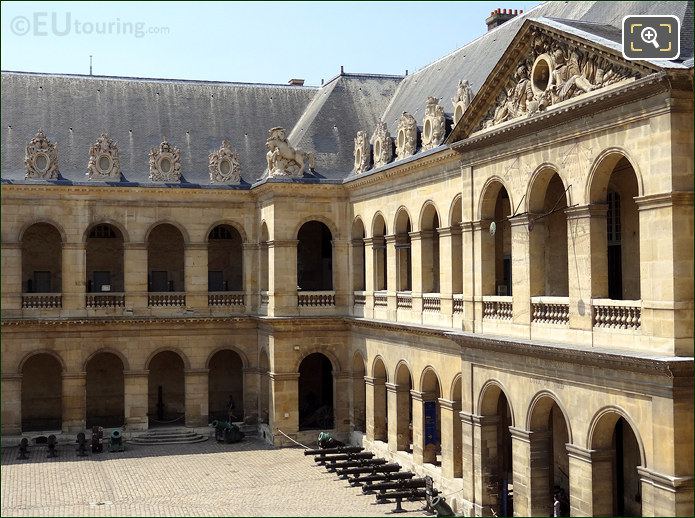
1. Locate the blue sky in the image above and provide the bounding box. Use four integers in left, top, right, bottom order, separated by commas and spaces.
1, 1, 537, 85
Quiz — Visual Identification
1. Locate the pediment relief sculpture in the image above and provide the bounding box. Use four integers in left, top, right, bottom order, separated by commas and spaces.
25, 130, 59, 179
421, 97, 447, 151
395, 112, 418, 160
265, 127, 314, 178
149, 139, 182, 182
87, 133, 120, 180
353, 130, 371, 174
209, 139, 241, 184
370, 121, 393, 169
481, 30, 638, 129
452, 79, 474, 124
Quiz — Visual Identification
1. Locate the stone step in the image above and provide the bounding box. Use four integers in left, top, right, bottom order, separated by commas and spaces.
130, 428, 208, 445
129, 436, 208, 445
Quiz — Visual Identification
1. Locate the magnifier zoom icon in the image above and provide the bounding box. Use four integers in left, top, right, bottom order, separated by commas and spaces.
640, 26, 660, 48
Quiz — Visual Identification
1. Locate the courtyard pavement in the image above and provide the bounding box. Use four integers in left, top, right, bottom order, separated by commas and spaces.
1, 436, 429, 516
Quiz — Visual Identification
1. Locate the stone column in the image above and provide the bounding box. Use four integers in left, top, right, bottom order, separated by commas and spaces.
461, 222, 477, 331
459, 412, 477, 514
638, 466, 694, 517
184, 243, 208, 310
509, 214, 537, 327
62, 372, 86, 433
510, 427, 552, 517
565, 205, 608, 330
242, 243, 258, 312
439, 398, 462, 479
411, 390, 425, 464
332, 239, 350, 309
243, 367, 260, 423
472, 220, 494, 332
365, 376, 387, 442
1, 242, 22, 313
565, 444, 613, 516
61, 242, 86, 313
363, 237, 375, 317
1, 374, 22, 435
124, 243, 148, 310
268, 240, 298, 317
438, 227, 455, 318
123, 369, 149, 431
409, 231, 424, 314
386, 382, 410, 452
269, 371, 299, 445
385, 235, 397, 317
334, 372, 351, 435
184, 368, 208, 427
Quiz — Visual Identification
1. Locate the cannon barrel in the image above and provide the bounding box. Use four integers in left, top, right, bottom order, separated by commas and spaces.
366, 478, 427, 493
329, 457, 387, 472
350, 471, 415, 486
304, 446, 362, 456
316, 451, 373, 463
375, 489, 437, 502
111, 430, 122, 439
17, 438, 29, 460
339, 462, 401, 476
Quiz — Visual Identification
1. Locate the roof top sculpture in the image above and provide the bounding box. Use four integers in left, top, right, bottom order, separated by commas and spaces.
149, 139, 181, 182
370, 121, 393, 169
87, 133, 120, 180
209, 139, 241, 184
265, 127, 314, 178
25, 130, 59, 180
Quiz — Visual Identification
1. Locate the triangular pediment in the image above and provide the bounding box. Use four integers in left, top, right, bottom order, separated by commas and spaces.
446, 18, 662, 143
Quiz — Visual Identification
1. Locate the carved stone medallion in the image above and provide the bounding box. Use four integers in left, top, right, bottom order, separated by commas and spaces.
25, 130, 59, 179
421, 97, 446, 151
149, 140, 181, 182
452, 79, 474, 125
209, 139, 241, 183
370, 121, 393, 169
395, 112, 418, 160
87, 133, 120, 179
353, 130, 371, 173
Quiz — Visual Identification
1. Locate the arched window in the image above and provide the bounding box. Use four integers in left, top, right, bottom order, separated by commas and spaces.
297, 221, 333, 291
420, 204, 441, 293
208, 224, 243, 292
298, 353, 334, 430
372, 215, 387, 291
351, 219, 366, 291
394, 210, 412, 291
147, 224, 185, 292
480, 183, 512, 296
21, 223, 62, 294
86, 224, 124, 293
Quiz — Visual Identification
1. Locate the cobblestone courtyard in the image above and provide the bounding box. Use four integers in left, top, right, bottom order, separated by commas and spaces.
1, 437, 428, 516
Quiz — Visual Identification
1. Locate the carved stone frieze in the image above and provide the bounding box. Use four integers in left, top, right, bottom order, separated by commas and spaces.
481, 29, 638, 129
353, 130, 371, 173
25, 130, 59, 179
209, 139, 241, 184
265, 127, 313, 178
149, 140, 181, 182
452, 79, 474, 124
370, 121, 393, 168
86, 133, 120, 180
421, 97, 447, 150
395, 112, 418, 160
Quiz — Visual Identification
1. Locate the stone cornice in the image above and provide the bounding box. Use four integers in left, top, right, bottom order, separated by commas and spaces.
267, 239, 298, 248
564, 204, 607, 220
637, 467, 694, 491
635, 192, 695, 211
269, 372, 300, 381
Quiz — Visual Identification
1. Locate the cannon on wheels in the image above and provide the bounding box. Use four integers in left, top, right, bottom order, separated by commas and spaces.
17, 438, 29, 460
91, 426, 104, 453
317, 431, 344, 449
76, 432, 88, 457
211, 420, 245, 444
46, 434, 58, 458
109, 429, 125, 452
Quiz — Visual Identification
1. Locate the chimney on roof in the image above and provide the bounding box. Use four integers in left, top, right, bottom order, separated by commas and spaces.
288, 78, 305, 86
486, 7, 520, 31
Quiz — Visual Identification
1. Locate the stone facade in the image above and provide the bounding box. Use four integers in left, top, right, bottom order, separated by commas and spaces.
1, 12, 693, 518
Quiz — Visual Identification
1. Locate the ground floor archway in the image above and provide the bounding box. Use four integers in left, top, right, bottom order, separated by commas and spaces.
21, 353, 62, 431
298, 353, 334, 430
208, 349, 244, 422
148, 351, 185, 426
86, 352, 124, 428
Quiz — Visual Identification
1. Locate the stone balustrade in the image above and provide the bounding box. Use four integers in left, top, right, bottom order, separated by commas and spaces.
208, 292, 245, 306
148, 292, 186, 307
422, 293, 441, 312
482, 295, 513, 320
260, 291, 270, 305
297, 291, 335, 307
453, 294, 463, 313
397, 291, 412, 309
531, 296, 570, 325
86, 293, 125, 308
592, 299, 642, 330
353, 291, 366, 306
22, 293, 62, 309
373, 291, 388, 307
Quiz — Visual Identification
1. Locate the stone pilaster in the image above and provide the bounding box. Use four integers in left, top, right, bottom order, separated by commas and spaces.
365, 376, 387, 442
124, 243, 148, 310
123, 369, 149, 431
386, 382, 410, 452
363, 237, 375, 317
62, 371, 86, 433
461, 222, 477, 331
242, 243, 258, 312
1, 374, 22, 435
184, 368, 209, 427
385, 235, 397, 317
332, 239, 350, 309
268, 371, 300, 444
1, 242, 22, 313
242, 366, 260, 423
334, 372, 351, 434
61, 242, 86, 312
508, 214, 536, 326
638, 466, 695, 517
439, 398, 462, 479
411, 390, 425, 464
409, 231, 424, 313
510, 427, 552, 517
184, 243, 208, 310
268, 240, 299, 317
438, 227, 457, 317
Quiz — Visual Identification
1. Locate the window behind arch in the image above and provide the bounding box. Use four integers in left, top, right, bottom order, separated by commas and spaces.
89, 224, 117, 239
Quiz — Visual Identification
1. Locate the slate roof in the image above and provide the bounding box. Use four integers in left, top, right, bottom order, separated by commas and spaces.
1, 1, 692, 186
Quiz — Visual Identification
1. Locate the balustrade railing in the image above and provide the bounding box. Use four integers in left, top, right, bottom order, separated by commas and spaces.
423, 293, 441, 312
86, 293, 125, 308
592, 299, 641, 330
396, 292, 412, 309
297, 291, 335, 307
374, 291, 388, 307
260, 291, 270, 305
148, 292, 186, 307
353, 291, 366, 306
482, 296, 513, 320
208, 292, 245, 306
22, 293, 62, 309
531, 296, 569, 325
453, 294, 464, 313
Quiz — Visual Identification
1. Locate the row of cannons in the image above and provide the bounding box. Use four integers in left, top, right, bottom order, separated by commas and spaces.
304, 437, 455, 516
16, 426, 124, 460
